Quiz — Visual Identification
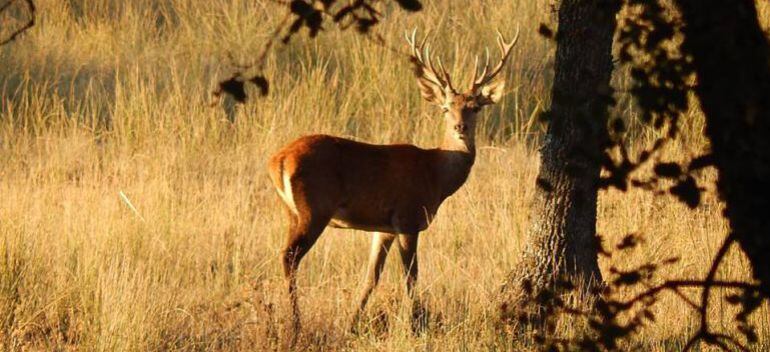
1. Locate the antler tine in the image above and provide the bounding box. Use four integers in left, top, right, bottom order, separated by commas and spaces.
426, 44, 453, 91
471, 26, 520, 93
406, 29, 426, 65
405, 28, 454, 93
424, 45, 442, 85
470, 49, 491, 92
406, 29, 422, 61
436, 56, 455, 93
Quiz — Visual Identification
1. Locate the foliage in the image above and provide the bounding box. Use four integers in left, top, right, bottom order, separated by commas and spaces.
508, 0, 769, 350
516, 235, 761, 351
213, 0, 422, 103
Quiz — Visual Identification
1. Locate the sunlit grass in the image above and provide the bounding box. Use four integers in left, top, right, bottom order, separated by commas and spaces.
1, 0, 769, 350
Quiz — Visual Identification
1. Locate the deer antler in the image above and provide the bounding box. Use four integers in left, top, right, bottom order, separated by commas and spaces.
405, 29, 456, 94
470, 27, 520, 93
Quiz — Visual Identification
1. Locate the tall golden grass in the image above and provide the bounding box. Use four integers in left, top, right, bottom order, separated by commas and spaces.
2, 0, 770, 350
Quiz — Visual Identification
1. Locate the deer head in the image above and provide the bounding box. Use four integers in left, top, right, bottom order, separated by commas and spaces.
406, 29, 519, 147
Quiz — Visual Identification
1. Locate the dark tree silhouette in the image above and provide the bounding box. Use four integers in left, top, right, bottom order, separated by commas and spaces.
523, 0, 770, 349
673, 0, 770, 295
608, 0, 770, 348
667, 1, 770, 347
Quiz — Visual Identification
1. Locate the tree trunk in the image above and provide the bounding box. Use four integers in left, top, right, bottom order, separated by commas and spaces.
674, 0, 770, 295
502, 0, 618, 317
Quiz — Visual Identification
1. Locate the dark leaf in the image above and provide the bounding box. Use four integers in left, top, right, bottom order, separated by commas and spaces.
736, 289, 763, 322
394, 0, 422, 11
286, 0, 323, 39
613, 271, 641, 286
725, 294, 741, 305
616, 233, 640, 250
738, 324, 758, 343
653, 115, 665, 129
289, 0, 315, 16
654, 162, 682, 178
217, 77, 247, 103
249, 75, 270, 96
538, 23, 554, 39
356, 17, 378, 33
642, 309, 655, 322
306, 12, 323, 37
688, 154, 714, 170
669, 176, 700, 209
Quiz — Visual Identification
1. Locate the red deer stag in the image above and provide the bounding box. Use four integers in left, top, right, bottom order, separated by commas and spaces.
268, 29, 518, 336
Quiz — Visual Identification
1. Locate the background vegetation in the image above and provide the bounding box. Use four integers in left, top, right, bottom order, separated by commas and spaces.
1, 0, 769, 350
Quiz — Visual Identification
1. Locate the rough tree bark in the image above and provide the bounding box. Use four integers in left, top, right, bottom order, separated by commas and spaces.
673, 0, 770, 295
502, 0, 618, 316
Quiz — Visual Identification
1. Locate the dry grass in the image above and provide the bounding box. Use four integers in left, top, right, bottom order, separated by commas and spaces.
1, 0, 769, 350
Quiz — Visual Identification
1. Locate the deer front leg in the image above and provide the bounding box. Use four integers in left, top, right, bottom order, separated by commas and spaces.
397, 233, 426, 333
350, 232, 396, 331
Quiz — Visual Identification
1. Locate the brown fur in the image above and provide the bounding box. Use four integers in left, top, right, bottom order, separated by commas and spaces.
268, 135, 473, 234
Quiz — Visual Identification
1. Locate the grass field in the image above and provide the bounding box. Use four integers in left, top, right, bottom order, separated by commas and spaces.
2, 0, 770, 350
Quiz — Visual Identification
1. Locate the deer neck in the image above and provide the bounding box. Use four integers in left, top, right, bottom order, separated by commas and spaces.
435, 132, 476, 198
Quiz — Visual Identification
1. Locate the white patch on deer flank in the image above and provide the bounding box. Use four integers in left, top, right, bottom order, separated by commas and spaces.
276, 170, 299, 216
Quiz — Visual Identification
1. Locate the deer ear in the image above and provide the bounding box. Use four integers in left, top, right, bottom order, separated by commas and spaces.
417, 78, 446, 105
478, 80, 505, 105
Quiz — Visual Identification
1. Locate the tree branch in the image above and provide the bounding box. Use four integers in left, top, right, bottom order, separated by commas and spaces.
0, 0, 35, 46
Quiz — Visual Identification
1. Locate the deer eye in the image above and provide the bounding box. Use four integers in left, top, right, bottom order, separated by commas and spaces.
441, 106, 450, 113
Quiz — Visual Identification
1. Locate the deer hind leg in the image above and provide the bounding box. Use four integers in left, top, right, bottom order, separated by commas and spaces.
277, 167, 341, 343
350, 232, 396, 331
397, 233, 426, 333
282, 209, 332, 344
